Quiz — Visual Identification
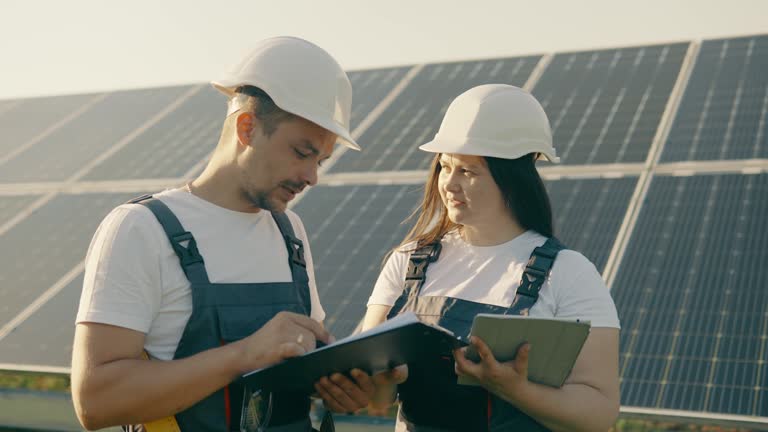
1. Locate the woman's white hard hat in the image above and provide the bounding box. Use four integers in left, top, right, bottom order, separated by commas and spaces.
211, 36, 360, 151
420, 84, 558, 162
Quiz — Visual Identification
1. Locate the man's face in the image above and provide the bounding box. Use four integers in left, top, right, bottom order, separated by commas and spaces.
238, 115, 336, 212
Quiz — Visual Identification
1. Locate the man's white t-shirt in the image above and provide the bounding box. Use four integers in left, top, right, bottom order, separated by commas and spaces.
368, 230, 620, 328
76, 188, 325, 360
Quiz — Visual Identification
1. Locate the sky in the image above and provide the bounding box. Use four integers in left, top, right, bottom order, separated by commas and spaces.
0, 0, 767, 100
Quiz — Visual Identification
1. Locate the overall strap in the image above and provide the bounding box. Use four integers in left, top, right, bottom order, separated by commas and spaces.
128, 194, 210, 285
271, 212, 306, 268
271, 212, 312, 316
509, 237, 565, 314
389, 241, 443, 317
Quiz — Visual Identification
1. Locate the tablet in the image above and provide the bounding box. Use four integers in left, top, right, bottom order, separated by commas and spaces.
458, 314, 590, 388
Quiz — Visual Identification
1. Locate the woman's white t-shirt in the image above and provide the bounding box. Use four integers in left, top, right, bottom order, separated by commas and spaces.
368, 230, 620, 328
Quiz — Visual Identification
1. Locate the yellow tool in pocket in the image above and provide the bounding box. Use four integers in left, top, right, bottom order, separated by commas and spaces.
139, 351, 182, 432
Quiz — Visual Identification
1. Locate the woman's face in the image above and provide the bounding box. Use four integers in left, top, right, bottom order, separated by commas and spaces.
437, 153, 509, 227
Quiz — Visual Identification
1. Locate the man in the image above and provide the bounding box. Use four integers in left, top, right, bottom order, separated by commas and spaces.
72, 36, 374, 431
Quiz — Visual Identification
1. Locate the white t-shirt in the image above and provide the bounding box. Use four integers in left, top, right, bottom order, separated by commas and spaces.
76, 188, 325, 360
368, 230, 620, 328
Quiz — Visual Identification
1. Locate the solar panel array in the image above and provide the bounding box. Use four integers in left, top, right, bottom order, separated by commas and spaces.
661, 34, 768, 162
0, 33, 767, 427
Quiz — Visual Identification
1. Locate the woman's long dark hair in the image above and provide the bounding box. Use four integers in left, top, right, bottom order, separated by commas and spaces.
397, 153, 554, 253
486, 153, 554, 238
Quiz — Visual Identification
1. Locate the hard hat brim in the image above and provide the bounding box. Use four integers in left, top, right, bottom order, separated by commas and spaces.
419, 138, 560, 163
211, 81, 361, 151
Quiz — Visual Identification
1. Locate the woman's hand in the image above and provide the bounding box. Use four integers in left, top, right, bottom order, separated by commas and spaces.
453, 336, 531, 404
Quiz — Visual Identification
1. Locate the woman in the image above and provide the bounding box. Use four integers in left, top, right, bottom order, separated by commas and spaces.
363, 84, 621, 431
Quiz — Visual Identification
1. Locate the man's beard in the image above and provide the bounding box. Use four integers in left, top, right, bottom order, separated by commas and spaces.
243, 187, 283, 212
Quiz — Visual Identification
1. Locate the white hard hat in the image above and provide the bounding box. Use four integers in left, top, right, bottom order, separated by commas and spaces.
420, 84, 558, 162
212, 36, 360, 151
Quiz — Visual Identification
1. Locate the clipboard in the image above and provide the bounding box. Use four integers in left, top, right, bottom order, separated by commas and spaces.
241, 312, 467, 393
458, 314, 591, 388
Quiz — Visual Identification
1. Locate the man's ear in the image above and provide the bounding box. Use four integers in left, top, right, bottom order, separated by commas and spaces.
235, 112, 261, 147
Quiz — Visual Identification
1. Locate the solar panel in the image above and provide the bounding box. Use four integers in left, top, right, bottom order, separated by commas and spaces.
613, 172, 768, 415
293, 184, 420, 337
546, 177, 637, 272
0, 193, 135, 328
0, 93, 101, 160
0, 274, 83, 367
0, 86, 190, 183
532, 43, 689, 165
0, 99, 19, 115
348, 66, 413, 128
328, 56, 541, 173
661, 35, 768, 162
82, 85, 223, 181
0, 195, 41, 227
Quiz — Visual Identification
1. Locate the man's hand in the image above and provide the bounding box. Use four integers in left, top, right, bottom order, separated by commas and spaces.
371, 364, 408, 387
314, 369, 375, 413
234, 312, 334, 373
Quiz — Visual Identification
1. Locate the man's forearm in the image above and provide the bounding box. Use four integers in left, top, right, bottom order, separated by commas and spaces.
369, 382, 397, 409
73, 343, 247, 430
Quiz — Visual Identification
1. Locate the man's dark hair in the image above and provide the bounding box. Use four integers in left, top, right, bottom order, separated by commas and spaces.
234, 85, 297, 136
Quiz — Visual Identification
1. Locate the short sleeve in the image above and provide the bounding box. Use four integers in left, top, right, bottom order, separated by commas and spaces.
367, 249, 409, 307
553, 256, 621, 329
76, 204, 164, 333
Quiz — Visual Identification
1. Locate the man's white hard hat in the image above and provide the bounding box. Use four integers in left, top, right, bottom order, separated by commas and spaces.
212, 36, 360, 151
420, 84, 558, 162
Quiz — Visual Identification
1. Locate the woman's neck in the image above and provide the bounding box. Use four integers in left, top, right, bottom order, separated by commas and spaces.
460, 217, 526, 247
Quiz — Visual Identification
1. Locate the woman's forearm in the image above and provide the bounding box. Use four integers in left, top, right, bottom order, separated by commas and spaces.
497, 381, 620, 432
